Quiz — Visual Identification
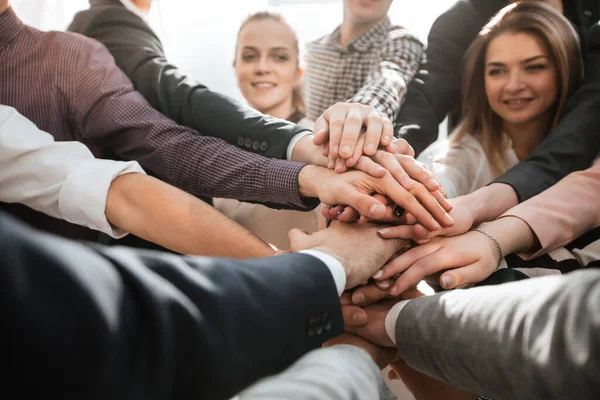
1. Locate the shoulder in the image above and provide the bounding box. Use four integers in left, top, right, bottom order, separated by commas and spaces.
381, 26, 424, 53
69, 5, 148, 33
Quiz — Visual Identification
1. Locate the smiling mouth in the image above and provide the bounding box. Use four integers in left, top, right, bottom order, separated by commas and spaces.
252, 83, 276, 88
503, 98, 533, 105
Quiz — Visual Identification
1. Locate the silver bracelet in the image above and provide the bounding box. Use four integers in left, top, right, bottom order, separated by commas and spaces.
473, 228, 503, 270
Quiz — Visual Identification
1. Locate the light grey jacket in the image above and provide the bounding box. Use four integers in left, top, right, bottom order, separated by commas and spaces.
396, 269, 600, 400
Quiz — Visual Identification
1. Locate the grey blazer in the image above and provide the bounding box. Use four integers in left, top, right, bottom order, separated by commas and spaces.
68, 0, 310, 160
395, 269, 600, 400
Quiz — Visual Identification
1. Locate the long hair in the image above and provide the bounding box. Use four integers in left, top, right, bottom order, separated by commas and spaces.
452, 1, 583, 173
235, 12, 305, 115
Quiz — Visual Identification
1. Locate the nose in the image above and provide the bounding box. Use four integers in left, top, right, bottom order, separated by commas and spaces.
254, 56, 272, 75
505, 70, 526, 94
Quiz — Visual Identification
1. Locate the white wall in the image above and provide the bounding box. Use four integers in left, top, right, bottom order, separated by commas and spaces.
11, 0, 455, 101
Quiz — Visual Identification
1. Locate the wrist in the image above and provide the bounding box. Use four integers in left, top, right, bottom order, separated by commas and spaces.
298, 165, 333, 198
291, 134, 328, 166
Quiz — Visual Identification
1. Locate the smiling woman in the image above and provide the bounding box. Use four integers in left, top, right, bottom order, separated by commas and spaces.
418, 1, 583, 199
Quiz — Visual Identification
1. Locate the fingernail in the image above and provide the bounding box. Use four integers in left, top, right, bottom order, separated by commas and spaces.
370, 204, 386, 216
433, 221, 442, 230
375, 166, 385, 174
428, 179, 439, 188
352, 292, 365, 305
379, 280, 390, 289
383, 135, 390, 142
333, 145, 339, 154
372, 270, 383, 279
378, 228, 389, 235
353, 313, 366, 325
388, 143, 398, 153
389, 286, 399, 296
393, 206, 405, 217
441, 275, 454, 289
445, 213, 454, 225
341, 145, 351, 155
366, 143, 376, 153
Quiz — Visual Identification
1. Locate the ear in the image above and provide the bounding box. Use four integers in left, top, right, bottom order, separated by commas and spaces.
296, 67, 304, 83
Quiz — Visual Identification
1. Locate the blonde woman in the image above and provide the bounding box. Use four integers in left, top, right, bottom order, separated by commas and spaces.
214, 12, 319, 250
418, 1, 583, 199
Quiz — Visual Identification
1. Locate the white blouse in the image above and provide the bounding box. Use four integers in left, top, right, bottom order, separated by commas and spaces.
0, 106, 145, 238
418, 134, 520, 198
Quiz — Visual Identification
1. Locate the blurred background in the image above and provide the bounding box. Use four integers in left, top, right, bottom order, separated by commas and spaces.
11, 0, 456, 102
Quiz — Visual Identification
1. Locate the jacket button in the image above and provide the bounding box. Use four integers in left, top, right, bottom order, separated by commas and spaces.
259, 141, 268, 152
237, 137, 245, 147
252, 140, 260, 150
244, 138, 253, 148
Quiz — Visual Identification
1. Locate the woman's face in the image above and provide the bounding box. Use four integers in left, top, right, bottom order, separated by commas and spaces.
234, 19, 301, 117
484, 31, 558, 129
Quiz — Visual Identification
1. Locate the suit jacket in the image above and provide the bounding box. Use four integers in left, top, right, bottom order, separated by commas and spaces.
396, 0, 600, 202
0, 211, 343, 400
395, 269, 600, 400
68, 0, 308, 160
237, 345, 388, 400
503, 159, 600, 259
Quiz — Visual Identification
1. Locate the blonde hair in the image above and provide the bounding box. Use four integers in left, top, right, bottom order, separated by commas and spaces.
452, 1, 583, 173
236, 12, 305, 114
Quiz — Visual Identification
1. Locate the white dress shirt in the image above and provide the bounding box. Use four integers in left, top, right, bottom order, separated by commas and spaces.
0, 106, 145, 238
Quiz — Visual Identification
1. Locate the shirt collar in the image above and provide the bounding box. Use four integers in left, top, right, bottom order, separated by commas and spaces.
118, 0, 149, 23
0, 7, 23, 50
327, 16, 391, 53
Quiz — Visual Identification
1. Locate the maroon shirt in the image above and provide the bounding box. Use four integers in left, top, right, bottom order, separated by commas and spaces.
0, 7, 309, 238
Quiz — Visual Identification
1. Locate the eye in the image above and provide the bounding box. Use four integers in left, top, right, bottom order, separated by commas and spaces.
526, 64, 547, 71
273, 54, 290, 62
241, 54, 257, 62
487, 68, 504, 76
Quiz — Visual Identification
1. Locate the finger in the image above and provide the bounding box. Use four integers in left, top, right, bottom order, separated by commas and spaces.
389, 250, 453, 296
386, 138, 415, 157
440, 261, 494, 290
377, 225, 422, 240
338, 109, 363, 159
377, 243, 439, 280
396, 155, 441, 192
363, 111, 384, 156
327, 106, 348, 157
340, 292, 353, 305
351, 284, 390, 306
337, 206, 360, 223
353, 156, 386, 178
380, 117, 394, 147
409, 184, 455, 228
379, 178, 443, 231
342, 304, 368, 327
335, 155, 348, 173
327, 156, 335, 170
322, 142, 330, 157
339, 185, 387, 220
432, 190, 453, 213
346, 135, 366, 168
375, 278, 390, 290
313, 116, 329, 145
373, 151, 412, 187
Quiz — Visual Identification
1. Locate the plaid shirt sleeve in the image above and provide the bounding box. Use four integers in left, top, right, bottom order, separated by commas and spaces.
349, 31, 423, 121
69, 38, 312, 210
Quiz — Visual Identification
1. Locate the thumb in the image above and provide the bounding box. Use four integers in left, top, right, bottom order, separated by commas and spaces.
439, 262, 491, 289
288, 228, 312, 252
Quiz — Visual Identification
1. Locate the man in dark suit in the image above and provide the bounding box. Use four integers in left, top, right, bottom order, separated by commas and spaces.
1, 210, 406, 400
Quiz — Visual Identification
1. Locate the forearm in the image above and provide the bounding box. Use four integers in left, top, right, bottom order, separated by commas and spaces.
395, 270, 600, 400
105, 173, 275, 258
477, 216, 539, 257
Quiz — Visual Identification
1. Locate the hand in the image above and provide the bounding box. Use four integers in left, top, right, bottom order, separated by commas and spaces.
323, 333, 398, 369
378, 195, 475, 240
375, 230, 499, 295
345, 300, 402, 348
313, 102, 394, 160
288, 222, 409, 289
299, 166, 453, 231
290, 134, 331, 167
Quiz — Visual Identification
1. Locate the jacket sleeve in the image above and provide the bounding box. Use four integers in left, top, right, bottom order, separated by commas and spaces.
394, 0, 506, 155
0, 212, 343, 400
69, 7, 310, 160
395, 269, 600, 400
494, 22, 600, 201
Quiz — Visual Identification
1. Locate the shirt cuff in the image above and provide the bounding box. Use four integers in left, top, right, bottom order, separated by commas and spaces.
58, 160, 146, 238
384, 300, 411, 345
299, 249, 346, 296
286, 131, 314, 161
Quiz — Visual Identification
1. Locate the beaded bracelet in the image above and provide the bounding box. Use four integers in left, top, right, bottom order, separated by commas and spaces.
473, 228, 503, 270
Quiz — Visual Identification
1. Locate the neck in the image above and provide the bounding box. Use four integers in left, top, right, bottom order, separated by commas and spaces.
504, 115, 552, 160
339, 12, 384, 48
0, 1, 9, 15
257, 97, 295, 121
130, 0, 151, 14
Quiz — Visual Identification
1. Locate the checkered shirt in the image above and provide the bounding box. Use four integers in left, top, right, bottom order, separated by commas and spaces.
303, 17, 423, 122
